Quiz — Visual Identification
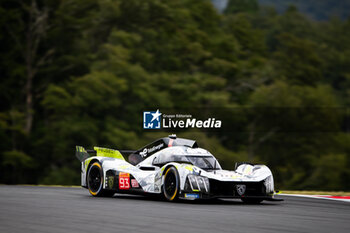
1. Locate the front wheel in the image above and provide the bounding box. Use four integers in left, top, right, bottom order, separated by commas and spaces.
87, 162, 114, 197
162, 166, 179, 201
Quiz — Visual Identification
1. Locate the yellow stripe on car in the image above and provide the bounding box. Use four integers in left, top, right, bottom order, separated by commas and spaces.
243, 165, 253, 175
94, 147, 125, 160
184, 165, 193, 171
118, 165, 131, 169
85, 158, 94, 172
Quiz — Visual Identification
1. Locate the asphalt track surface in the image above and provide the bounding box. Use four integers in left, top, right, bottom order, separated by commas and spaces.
0, 186, 349, 233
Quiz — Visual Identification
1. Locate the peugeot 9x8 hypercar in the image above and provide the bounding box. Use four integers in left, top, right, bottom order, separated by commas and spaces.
75, 135, 281, 203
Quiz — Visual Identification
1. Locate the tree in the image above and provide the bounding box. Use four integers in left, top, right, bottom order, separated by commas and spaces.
225, 0, 259, 14
2, 0, 53, 134
248, 81, 343, 188
273, 33, 323, 85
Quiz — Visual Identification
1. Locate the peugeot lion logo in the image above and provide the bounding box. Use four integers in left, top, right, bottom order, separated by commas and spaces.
236, 184, 246, 196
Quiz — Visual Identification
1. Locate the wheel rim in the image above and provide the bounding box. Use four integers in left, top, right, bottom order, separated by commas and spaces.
88, 165, 102, 193
164, 170, 177, 199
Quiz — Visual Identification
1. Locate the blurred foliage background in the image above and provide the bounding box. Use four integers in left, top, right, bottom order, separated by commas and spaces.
0, 0, 349, 190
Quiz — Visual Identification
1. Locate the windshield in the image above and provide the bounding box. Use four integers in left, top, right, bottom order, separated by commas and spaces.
186, 155, 220, 170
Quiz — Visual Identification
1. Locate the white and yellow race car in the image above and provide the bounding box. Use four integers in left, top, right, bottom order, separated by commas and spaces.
76, 135, 281, 203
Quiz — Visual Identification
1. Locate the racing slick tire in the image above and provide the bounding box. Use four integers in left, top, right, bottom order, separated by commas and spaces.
162, 166, 180, 201
87, 162, 114, 197
241, 198, 264, 204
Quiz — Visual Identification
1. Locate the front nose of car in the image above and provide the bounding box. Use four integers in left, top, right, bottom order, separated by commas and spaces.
184, 174, 210, 193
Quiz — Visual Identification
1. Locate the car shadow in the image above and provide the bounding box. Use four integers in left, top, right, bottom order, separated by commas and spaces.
108, 193, 279, 206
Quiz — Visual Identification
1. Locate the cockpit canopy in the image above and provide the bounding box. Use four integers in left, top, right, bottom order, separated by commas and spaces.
150, 146, 222, 171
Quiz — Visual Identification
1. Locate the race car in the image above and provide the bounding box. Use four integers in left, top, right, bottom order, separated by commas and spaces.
75, 135, 281, 203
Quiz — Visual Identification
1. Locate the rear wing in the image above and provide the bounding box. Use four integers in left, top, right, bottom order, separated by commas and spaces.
76, 135, 198, 164
75, 146, 135, 162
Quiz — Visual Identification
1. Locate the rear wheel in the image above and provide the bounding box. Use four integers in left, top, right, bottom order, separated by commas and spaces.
162, 167, 179, 201
87, 162, 114, 197
241, 198, 263, 204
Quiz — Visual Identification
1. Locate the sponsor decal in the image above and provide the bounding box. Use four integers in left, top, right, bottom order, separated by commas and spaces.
236, 184, 246, 196
131, 179, 139, 188
168, 139, 174, 147
139, 143, 164, 157
143, 110, 162, 129
185, 193, 200, 199
119, 172, 130, 190
108, 176, 114, 189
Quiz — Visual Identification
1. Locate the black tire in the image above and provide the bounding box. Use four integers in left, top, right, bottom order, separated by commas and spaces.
241, 198, 264, 204
162, 166, 180, 201
87, 162, 114, 197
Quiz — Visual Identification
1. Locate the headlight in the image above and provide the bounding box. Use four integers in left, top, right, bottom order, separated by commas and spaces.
264, 175, 274, 194
187, 175, 210, 193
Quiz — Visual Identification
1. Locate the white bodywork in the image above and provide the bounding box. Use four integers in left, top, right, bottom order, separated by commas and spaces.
80, 146, 274, 196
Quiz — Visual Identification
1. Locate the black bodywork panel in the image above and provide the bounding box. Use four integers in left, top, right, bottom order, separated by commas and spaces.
128, 137, 198, 165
